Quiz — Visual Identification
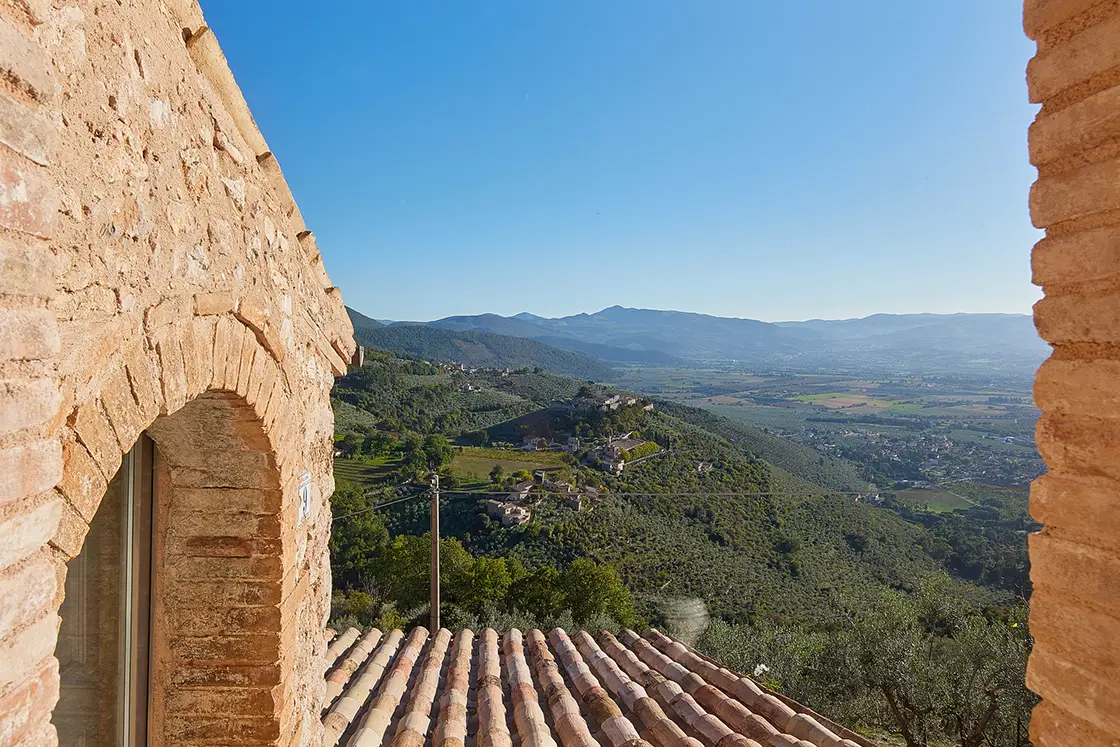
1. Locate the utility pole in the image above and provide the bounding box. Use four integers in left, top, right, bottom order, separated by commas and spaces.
429, 472, 440, 632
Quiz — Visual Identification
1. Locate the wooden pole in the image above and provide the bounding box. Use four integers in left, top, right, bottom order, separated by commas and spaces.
430, 472, 440, 632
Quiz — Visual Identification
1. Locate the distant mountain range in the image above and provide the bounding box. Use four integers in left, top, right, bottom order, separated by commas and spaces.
349, 305, 1048, 377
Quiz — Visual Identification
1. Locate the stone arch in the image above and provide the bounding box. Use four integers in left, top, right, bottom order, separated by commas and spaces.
46, 309, 317, 746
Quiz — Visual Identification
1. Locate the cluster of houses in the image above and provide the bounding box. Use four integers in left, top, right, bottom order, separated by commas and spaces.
587, 434, 657, 474
484, 473, 600, 527
571, 391, 655, 413
522, 435, 580, 452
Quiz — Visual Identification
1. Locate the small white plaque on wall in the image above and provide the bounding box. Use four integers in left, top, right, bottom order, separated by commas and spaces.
298, 471, 312, 524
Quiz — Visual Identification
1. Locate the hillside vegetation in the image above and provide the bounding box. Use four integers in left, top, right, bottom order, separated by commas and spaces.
329, 348, 1035, 746
348, 315, 614, 380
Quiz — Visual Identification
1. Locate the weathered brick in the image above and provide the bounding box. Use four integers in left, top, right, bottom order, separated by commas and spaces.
1028, 12, 1120, 102
236, 294, 270, 335
100, 363, 147, 452
0, 551, 54, 641
1035, 290, 1120, 342
1032, 472, 1120, 552
47, 496, 87, 560
1030, 531, 1120, 614
71, 399, 121, 479
163, 713, 280, 743
1024, 0, 1106, 38
0, 611, 55, 689
144, 295, 192, 334
0, 20, 55, 102
194, 291, 236, 316
1029, 700, 1120, 747
1032, 224, 1120, 285
167, 579, 282, 608
211, 315, 234, 390
236, 336, 258, 397
1030, 155, 1120, 227
1031, 588, 1120, 682
155, 326, 188, 415
0, 136, 56, 238
1031, 81, 1120, 167
0, 658, 57, 746
1027, 644, 1120, 737
164, 686, 277, 715
0, 439, 59, 508
0, 378, 59, 436
1035, 358, 1120, 417
0, 235, 53, 297
0, 307, 58, 362
55, 438, 104, 522
12, 719, 56, 747
167, 509, 280, 541
122, 342, 162, 424
0, 91, 55, 166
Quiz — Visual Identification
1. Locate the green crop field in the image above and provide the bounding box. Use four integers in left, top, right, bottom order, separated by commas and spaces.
452, 446, 564, 477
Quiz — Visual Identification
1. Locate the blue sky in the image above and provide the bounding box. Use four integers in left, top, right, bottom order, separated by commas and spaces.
205, 1, 1040, 322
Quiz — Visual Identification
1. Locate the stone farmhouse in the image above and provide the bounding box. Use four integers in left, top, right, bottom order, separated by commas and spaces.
0, 0, 1118, 746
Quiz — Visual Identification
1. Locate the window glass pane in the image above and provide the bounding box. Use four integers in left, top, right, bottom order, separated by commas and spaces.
54, 461, 127, 745
53, 438, 152, 747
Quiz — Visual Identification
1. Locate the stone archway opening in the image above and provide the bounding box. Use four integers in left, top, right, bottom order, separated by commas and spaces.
52, 390, 287, 747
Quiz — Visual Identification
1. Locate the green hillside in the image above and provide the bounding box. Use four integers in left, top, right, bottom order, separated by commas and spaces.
656, 399, 867, 492
350, 319, 614, 381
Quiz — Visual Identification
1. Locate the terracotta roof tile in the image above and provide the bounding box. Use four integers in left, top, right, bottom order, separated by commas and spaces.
321, 628, 876, 747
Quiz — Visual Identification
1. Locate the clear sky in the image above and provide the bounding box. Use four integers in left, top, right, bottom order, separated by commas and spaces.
205, 1, 1041, 322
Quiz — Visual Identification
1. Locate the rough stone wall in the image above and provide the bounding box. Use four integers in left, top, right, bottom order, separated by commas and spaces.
0, 0, 354, 745
1025, 2, 1120, 745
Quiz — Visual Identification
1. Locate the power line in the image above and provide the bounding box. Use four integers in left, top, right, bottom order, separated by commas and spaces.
331, 485, 1028, 521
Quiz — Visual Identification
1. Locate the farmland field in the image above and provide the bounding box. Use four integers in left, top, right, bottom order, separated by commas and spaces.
452, 446, 564, 478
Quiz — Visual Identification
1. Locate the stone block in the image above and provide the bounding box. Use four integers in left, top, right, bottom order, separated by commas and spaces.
1031, 588, 1120, 682
100, 363, 147, 453
0, 611, 56, 690
71, 399, 121, 479
0, 657, 57, 746
164, 686, 277, 715
1030, 531, 1120, 614
0, 134, 56, 238
1027, 644, 1120, 736
0, 439, 60, 508
167, 579, 282, 608
0, 378, 59, 437
1030, 82, 1120, 167
1037, 412, 1120, 480
0, 307, 58, 362
1032, 224, 1120, 286
155, 327, 188, 415
1028, 12, 1120, 102
0, 92, 54, 167
1030, 154, 1120, 227
1035, 358, 1120, 417
55, 438, 104, 523
164, 601, 282, 637
1029, 699, 1120, 747
122, 342, 163, 425
1024, 0, 1107, 38
169, 662, 282, 688
47, 496, 86, 560
0, 235, 54, 297
0, 550, 54, 642
195, 292, 236, 316
0, 19, 55, 102
1036, 290, 1120, 343
144, 295, 191, 334
1032, 472, 1120, 551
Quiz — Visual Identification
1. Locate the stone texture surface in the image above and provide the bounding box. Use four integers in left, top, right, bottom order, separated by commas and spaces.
0, 0, 353, 745
1026, 1, 1120, 744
